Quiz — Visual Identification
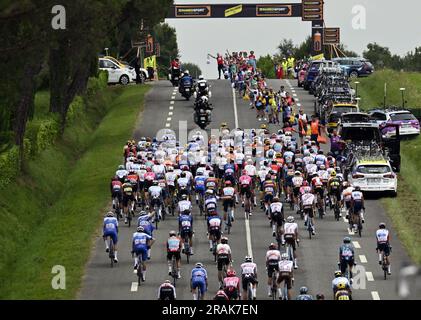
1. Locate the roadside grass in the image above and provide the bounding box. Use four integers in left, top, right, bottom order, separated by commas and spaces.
352, 69, 421, 110
0, 84, 150, 299
352, 69, 421, 264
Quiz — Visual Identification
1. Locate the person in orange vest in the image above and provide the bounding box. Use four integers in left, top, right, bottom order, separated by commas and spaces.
310, 115, 322, 145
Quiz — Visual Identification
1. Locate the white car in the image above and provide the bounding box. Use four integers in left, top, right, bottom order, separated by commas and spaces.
99, 58, 134, 85
348, 159, 397, 196
369, 109, 420, 137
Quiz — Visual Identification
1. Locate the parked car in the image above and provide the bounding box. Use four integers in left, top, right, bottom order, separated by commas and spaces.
303, 60, 324, 90
326, 103, 359, 133
99, 57, 134, 85
368, 108, 420, 138
332, 57, 374, 78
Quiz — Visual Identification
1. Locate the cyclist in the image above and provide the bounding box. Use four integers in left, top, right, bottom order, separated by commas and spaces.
316, 293, 325, 300
332, 270, 352, 300
132, 226, 155, 281
103, 211, 119, 263
283, 216, 299, 268
270, 197, 284, 238
221, 180, 236, 229
165, 166, 178, 206
178, 194, 192, 216
240, 256, 258, 300
292, 171, 304, 211
179, 210, 194, 255
277, 253, 294, 300
376, 222, 391, 275
122, 178, 135, 223
216, 237, 232, 285
296, 287, 314, 300
148, 180, 163, 221
191, 262, 208, 300
239, 169, 253, 210
207, 211, 222, 251
266, 243, 281, 297
263, 175, 276, 216
213, 289, 229, 301
194, 170, 207, 204
115, 164, 128, 183
327, 170, 341, 212
339, 237, 355, 284
204, 189, 218, 215
157, 280, 176, 300
223, 269, 241, 300
350, 186, 365, 231
176, 171, 190, 200
167, 230, 182, 279
110, 176, 123, 214
342, 182, 353, 218
301, 188, 316, 235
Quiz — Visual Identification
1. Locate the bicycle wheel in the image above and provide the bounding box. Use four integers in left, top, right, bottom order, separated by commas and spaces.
358, 217, 362, 237
213, 242, 217, 262
247, 282, 253, 300
127, 211, 132, 228
137, 256, 143, 285
283, 283, 288, 300
227, 211, 231, 235
172, 256, 177, 286
334, 204, 340, 221
271, 272, 277, 300
155, 207, 159, 230
308, 222, 312, 239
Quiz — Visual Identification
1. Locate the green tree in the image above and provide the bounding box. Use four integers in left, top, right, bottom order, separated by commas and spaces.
153, 23, 179, 78
257, 55, 276, 79
277, 39, 296, 58
363, 43, 393, 69
181, 63, 202, 79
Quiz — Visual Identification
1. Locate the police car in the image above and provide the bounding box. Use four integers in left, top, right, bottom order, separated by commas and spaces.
347, 157, 397, 196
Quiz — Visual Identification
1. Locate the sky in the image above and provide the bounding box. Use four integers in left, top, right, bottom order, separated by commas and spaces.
165, 0, 421, 78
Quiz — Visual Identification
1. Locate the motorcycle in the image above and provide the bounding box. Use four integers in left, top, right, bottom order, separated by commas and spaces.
194, 108, 211, 130
180, 80, 193, 101
169, 68, 181, 87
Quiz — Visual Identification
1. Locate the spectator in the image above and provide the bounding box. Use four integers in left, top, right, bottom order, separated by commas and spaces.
208, 53, 225, 79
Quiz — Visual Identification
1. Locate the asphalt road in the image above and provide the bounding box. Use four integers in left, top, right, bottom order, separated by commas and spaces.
79, 79, 412, 300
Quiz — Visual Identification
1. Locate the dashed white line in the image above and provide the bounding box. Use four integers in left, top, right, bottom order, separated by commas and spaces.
359, 255, 367, 263
371, 291, 381, 300
130, 282, 138, 292
366, 272, 374, 281
293, 94, 297, 97
170, 101, 175, 105
295, 98, 300, 102
297, 103, 302, 107
165, 123, 170, 128
168, 112, 173, 116
171, 95, 176, 99
169, 106, 174, 110
347, 228, 354, 235
352, 241, 361, 249
167, 117, 172, 122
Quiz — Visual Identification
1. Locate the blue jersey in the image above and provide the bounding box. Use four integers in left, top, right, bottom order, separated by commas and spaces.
137, 219, 154, 236
207, 215, 222, 229
179, 214, 193, 231
132, 232, 152, 251
224, 163, 235, 172
296, 294, 314, 300
191, 267, 208, 281
103, 217, 118, 234
194, 176, 207, 191
339, 244, 354, 260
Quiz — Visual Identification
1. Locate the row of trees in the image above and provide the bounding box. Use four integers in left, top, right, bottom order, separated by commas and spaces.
0, 0, 174, 155
363, 43, 421, 71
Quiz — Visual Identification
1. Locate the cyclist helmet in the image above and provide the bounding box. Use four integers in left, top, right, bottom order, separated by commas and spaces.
242, 169, 248, 175
302, 181, 309, 187
354, 186, 361, 191
206, 189, 214, 195
331, 171, 337, 177
269, 243, 277, 250
337, 282, 346, 290
208, 171, 215, 177
317, 150, 323, 155
273, 197, 280, 202
112, 176, 119, 181
334, 270, 342, 278
299, 287, 309, 294
181, 194, 188, 200
139, 210, 147, 216
227, 269, 236, 277
319, 164, 326, 170
180, 172, 186, 178
379, 222, 386, 229
106, 211, 114, 217
196, 171, 203, 176
152, 180, 158, 185
244, 256, 253, 263
167, 166, 174, 172
118, 165, 125, 170
221, 237, 228, 244
225, 180, 232, 186
281, 253, 288, 260
137, 226, 144, 232
146, 167, 152, 172
295, 171, 301, 176
304, 188, 310, 193
287, 216, 295, 223
195, 262, 203, 268
169, 230, 177, 237
343, 237, 351, 244
164, 280, 171, 284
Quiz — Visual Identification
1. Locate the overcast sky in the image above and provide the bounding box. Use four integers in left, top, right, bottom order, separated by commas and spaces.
165, 0, 421, 78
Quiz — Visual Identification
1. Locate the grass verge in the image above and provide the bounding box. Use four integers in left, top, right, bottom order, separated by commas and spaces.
0, 84, 150, 299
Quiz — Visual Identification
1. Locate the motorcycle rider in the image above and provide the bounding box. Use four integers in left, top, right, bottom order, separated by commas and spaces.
170, 58, 181, 83
195, 75, 211, 99
179, 70, 194, 96
194, 95, 213, 127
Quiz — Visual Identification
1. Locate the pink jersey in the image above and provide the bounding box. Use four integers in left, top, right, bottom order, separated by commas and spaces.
144, 172, 156, 181
239, 175, 252, 186
224, 276, 240, 289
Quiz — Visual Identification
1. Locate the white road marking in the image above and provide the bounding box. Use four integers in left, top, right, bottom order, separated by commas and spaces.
165, 123, 170, 128
366, 272, 374, 281
232, 88, 252, 258
171, 95, 176, 99
293, 94, 297, 97
169, 106, 174, 110
295, 98, 300, 102
297, 103, 301, 107
359, 255, 367, 263
170, 101, 175, 105
371, 291, 381, 300
168, 112, 173, 116
347, 228, 354, 235
352, 241, 361, 248
167, 117, 172, 122
130, 282, 138, 292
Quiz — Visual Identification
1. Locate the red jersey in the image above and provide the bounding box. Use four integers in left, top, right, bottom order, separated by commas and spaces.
224, 276, 240, 290
171, 60, 180, 68
217, 56, 224, 65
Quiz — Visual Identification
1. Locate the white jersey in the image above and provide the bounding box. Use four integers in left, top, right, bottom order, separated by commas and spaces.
351, 191, 363, 201
155, 150, 166, 159
284, 222, 298, 235
315, 155, 326, 166
152, 164, 165, 176
342, 187, 353, 201
240, 262, 257, 275
303, 156, 314, 166
148, 186, 162, 198
178, 200, 192, 212
306, 164, 318, 175
332, 277, 350, 289
376, 229, 389, 244
266, 250, 281, 261
208, 216, 221, 228
177, 177, 189, 187
234, 152, 245, 165
184, 171, 193, 181
222, 187, 235, 197
244, 164, 257, 176
205, 197, 217, 209
165, 172, 177, 186
258, 168, 269, 182
278, 260, 293, 273
270, 202, 283, 213
292, 176, 304, 187
116, 169, 128, 179
216, 243, 231, 255
302, 193, 315, 207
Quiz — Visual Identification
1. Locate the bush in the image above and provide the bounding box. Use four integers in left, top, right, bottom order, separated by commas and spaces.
0, 146, 20, 189
86, 71, 108, 96
66, 96, 85, 125
257, 55, 276, 79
